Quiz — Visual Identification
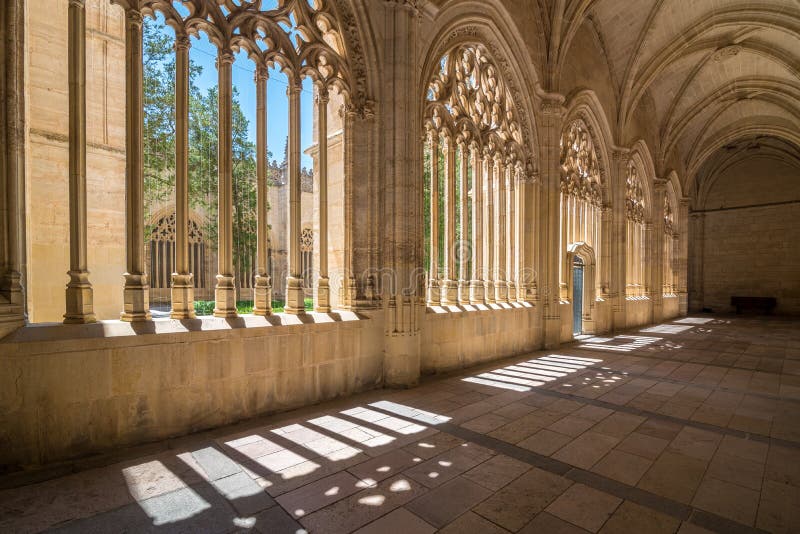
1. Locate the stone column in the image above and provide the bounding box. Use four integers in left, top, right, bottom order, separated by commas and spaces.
313, 87, 331, 312
610, 150, 628, 330
650, 180, 666, 323
120, 9, 152, 321
253, 65, 272, 316
214, 49, 237, 317
516, 163, 536, 302
688, 210, 704, 312
285, 81, 306, 313
0, 0, 26, 335
64, 0, 95, 324
469, 143, 484, 303
539, 95, 565, 348
457, 139, 469, 303
506, 159, 516, 302
441, 133, 458, 305
494, 154, 507, 302
383, 0, 422, 388
677, 197, 689, 315
483, 147, 495, 303
169, 35, 195, 319
426, 128, 441, 305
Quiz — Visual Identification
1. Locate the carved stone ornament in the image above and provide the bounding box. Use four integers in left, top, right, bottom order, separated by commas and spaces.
559, 119, 602, 206
625, 162, 646, 223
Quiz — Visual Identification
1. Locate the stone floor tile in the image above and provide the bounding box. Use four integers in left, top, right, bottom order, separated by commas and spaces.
493, 401, 537, 420
638, 451, 708, 504
636, 419, 683, 441
251, 505, 307, 533
404, 442, 493, 488
487, 413, 545, 443
616, 431, 670, 460
764, 444, 800, 487
756, 479, 800, 534
472, 468, 572, 532
353, 507, 436, 534
552, 432, 620, 470
212, 471, 276, 516
348, 448, 420, 485
406, 476, 491, 527
692, 476, 759, 526
461, 413, 510, 434
705, 451, 764, 490
716, 434, 768, 463
548, 415, 599, 437
591, 450, 653, 486
462, 454, 531, 491
519, 512, 591, 533
276, 471, 363, 519
666, 427, 722, 462
590, 412, 646, 439
545, 483, 622, 532
191, 446, 243, 481
402, 432, 464, 460
598, 501, 680, 534
518, 429, 573, 456
298, 475, 427, 534
677, 520, 716, 534
437, 511, 511, 534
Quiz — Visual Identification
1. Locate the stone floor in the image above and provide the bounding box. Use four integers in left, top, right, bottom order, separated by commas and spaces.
1, 314, 799, 534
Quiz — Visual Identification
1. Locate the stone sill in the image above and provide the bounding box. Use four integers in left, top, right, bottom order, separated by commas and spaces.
625, 295, 653, 302
0, 310, 371, 351
426, 301, 535, 316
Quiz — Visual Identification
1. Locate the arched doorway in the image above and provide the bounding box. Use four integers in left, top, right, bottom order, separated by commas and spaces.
573, 256, 584, 335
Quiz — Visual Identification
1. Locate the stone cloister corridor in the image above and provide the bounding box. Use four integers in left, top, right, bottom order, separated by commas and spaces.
1, 315, 799, 533
2, 0, 800, 532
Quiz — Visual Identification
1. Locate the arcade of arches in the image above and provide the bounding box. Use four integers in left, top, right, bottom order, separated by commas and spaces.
0, 1, 799, 532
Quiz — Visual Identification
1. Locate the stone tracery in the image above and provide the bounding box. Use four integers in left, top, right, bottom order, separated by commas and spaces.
423, 43, 531, 306
625, 161, 647, 297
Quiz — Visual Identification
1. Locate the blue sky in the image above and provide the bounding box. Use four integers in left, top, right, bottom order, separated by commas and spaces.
147, 14, 315, 169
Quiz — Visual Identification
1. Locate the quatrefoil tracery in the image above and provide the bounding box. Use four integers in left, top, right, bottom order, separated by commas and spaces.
138, 0, 351, 92
560, 120, 602, 206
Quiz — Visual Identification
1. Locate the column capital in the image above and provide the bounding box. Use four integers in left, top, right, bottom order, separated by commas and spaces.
315, 86, 330, 105
217, 48, 235, 66
68, 0, 86, 8
254, 63, 269, 81
539, 92, 566, 116
174, 34, 191, 51
612, 148, 631, 164
126, 8, 143, 27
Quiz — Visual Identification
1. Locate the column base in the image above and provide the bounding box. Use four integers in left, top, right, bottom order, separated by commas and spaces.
469, 280, 485, 304
213, 274, 237, 318
426, 279, 441, 306
284, 276, 306, 314
484, 281, 495, 304
253, 274, 273, 316
441, 279, 458, 305
494, 280, 507, 302
457, 280, 470, 304
0, 270, 24, 309
506, 281, 516, 303
314, 276, 331, 313
544, 313, 561, 349
170, 273, 196, 319
121, 273, 152, 322
64, 270, 96, 324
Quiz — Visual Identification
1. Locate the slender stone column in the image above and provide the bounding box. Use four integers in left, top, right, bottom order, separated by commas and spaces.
0, 0, 26, 333
253, 65, 272, 315
506, 159, 516, 302
120, 9, 152, 321
650, 180, 666, 323
426, 128, 441, 305
469, 143, 484, 303
457, 140, 469, 303
539, 95, 565, 348
284, 81, 305, 314
678, 197, 689, 314
441, 133, 458, 305
483, 147, 495, 304
64, 0, 95, 324
214, 49, 237, 317
494, 154, 507, 302
314, 87, 331, 312
167, 35, 195, 319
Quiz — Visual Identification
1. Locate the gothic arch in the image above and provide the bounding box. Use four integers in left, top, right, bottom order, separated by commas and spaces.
419, 8, 541, 172
562, 91, 615, 204
628, 140, 656, 222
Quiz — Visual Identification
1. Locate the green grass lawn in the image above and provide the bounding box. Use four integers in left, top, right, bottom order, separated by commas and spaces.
193, 298, 313, 316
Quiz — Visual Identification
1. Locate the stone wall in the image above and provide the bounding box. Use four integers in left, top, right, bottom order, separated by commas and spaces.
694, 156, 800, 315
421, 305, 541, 374
0, 312, 384, 467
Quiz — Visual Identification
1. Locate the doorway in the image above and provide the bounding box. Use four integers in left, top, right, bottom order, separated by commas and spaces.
573, 256, 584, 335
